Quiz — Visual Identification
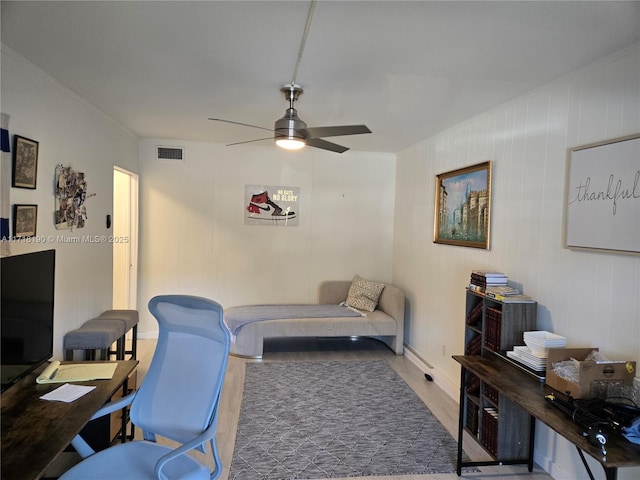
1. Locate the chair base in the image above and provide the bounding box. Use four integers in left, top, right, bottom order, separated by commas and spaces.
59, 440, 211, 480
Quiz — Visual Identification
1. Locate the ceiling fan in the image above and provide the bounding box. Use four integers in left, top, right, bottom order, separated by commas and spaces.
208, 1, 371, 154
209, 84, 371, 154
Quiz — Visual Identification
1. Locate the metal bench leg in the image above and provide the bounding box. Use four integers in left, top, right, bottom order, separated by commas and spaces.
117, 335, 125, 360
131, 325, 137, 360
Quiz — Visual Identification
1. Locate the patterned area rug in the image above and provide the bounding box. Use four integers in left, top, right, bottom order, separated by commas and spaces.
229, 360, 477, 479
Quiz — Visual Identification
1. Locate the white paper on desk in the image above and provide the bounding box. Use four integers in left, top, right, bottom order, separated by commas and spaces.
40, 383, 96, 403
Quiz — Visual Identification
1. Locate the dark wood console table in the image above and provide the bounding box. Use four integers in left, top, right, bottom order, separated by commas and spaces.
453, 354, 640, 480
1, 360, 138, 480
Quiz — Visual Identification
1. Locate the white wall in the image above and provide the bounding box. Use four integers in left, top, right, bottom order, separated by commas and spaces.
136, 140, 396, 334
393, 43, 640, 479
1, 45, 139, 359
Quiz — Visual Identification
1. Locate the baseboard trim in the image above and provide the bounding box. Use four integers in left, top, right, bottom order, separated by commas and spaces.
403, 343, 459, 401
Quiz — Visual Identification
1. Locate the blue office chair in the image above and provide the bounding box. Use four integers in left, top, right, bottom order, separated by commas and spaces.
60, 295, 230, 480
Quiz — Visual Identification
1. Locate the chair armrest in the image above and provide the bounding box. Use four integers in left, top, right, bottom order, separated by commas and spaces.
154, 418, 221, 480
89, 391, 136, 420
70, 392, 137, 459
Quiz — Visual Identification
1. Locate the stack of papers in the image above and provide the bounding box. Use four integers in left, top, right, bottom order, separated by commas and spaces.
485, 285, 520, 296
36, 361, 117, 384
40, 384, 96, 403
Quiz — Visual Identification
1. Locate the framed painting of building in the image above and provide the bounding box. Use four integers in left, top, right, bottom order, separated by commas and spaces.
434, 161, 492, 249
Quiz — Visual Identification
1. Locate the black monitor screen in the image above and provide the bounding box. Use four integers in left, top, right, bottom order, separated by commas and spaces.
1, 249, 55, 391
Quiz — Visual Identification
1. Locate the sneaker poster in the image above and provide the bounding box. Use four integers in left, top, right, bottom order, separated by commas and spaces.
244, 185, 299, 226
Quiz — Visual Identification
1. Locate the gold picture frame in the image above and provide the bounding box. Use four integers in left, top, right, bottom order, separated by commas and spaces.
13, 204, 38, 238
434, 161, 492, 249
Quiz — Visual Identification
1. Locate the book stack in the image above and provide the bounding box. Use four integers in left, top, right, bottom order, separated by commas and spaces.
469, 270, 508, 294
481, 407, 499, 456
466, 402, 479, 436
486, 288, 533, 303
465, 373, 480, 395
466, 302, 483, 326
469, 270, 535, 302
483, 307, 502, 351
465, 334, 482, 355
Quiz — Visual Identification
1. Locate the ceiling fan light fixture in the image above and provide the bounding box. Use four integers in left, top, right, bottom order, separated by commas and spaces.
275, 137, 306, 150
274, 106, 307, 150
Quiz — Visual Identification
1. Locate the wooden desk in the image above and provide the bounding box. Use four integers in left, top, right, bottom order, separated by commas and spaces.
1, 360, 138, 480
453, 354, 640, 480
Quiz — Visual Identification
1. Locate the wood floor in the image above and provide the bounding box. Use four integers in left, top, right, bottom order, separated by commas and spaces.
136, 337, 555, 480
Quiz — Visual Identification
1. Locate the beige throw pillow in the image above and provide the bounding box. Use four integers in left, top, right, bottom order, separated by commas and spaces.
345, 275, 385, 312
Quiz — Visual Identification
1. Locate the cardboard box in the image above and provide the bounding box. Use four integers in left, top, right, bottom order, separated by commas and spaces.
545, 347, 636, 399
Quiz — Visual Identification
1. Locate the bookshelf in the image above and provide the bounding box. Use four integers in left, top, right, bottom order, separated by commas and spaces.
462, 288, 537, 460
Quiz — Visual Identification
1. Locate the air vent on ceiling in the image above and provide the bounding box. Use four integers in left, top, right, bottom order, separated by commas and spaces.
156, 146, 184, 161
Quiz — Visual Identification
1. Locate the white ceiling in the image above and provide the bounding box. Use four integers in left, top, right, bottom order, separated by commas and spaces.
2, 1, 639, 154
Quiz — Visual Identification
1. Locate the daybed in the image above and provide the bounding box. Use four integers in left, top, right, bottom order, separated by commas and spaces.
224, 279, 405, 358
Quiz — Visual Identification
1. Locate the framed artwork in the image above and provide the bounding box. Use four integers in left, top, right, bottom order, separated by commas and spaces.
55, 164, 94, 230
564, 133, 640, 255
12, 135, 39, 189
434, 161, 492, 249
13, 204, 38, 238
244, 185, 299, 226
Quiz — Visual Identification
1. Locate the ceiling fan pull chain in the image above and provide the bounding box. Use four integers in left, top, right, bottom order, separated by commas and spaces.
291, 0, 316, 85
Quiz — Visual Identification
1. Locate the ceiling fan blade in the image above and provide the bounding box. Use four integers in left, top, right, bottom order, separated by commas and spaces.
208, 118, 273, 133
305, 125, 371, 139
306, 137, 349, 154
226, 137, 273, 147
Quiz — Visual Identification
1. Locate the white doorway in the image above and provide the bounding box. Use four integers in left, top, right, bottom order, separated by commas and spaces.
112, 167, 139, 309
